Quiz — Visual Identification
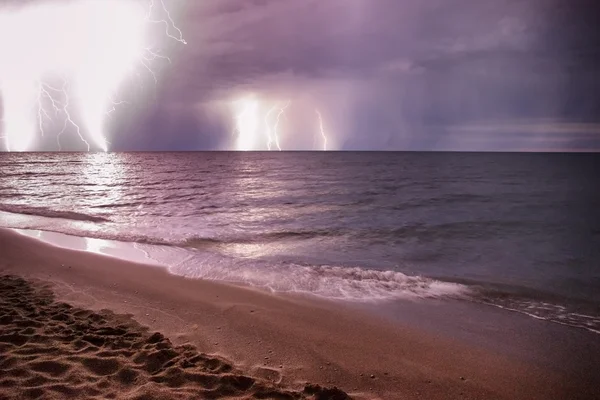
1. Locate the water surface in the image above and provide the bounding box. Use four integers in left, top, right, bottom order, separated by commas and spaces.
1, 152, 599, 332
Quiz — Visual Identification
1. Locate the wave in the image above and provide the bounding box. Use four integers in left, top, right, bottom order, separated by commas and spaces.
0, 213, 532, 249
178, 229, 347, 249
471, 289, 600, 334
168, 255, 600, 336
180, 222, 533, 248
174, 256, 600, 334
480, 299, 600, 334
0, 204, 110, 223
168, 260, 471, 301
91, 201, 157, 209
2, 223, 598, 334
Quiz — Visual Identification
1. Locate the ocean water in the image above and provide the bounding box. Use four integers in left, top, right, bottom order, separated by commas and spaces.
1, 152, 599, 333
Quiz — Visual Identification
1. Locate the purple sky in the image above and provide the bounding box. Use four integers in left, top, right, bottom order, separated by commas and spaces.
2, 0, 600, 151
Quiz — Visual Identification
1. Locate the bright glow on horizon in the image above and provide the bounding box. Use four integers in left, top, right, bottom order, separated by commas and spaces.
1, 79, 37, 152
234, 97, 260, 151
0, 0, 185, 152
232, 96, 331, 151
262, 100, 290, 151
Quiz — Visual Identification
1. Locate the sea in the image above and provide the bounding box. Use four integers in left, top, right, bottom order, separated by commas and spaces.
1, 152, 599, 334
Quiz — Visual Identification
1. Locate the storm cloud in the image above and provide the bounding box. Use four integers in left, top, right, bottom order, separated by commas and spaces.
2, 0, 599, 151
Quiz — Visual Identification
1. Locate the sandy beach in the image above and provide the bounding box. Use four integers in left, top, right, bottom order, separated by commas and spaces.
0, 228, 597, 400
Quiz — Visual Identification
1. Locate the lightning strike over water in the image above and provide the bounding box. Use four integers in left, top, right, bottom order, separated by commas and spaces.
262, 101, 291, 151
0, 0, 186, 152
264, 104, 279, 151
55, 79, 92, 151
316, 109, 328, 151
272, 100, 291, 151
234, 97, 260, 151
234, 100, 331, 151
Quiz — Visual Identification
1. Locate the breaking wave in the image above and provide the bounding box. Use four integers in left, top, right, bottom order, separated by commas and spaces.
168, 260, 471, 301
0, 204, 110, 223
2, 223, 599, 334
168, 255, 600, 334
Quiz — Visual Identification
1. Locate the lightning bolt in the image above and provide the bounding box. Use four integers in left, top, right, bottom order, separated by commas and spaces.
146, 0, 187, 45
106, 100, 130, 117
264, 104, 278, 150
315, 109, 328, 151
1, 79, 38, 152
0, 0, 186, 152
55, 78, 93, 151
272, 100, 291, 151
29, 76, 95, 151
37, 83, 62, 136
262, 100, 290, 151
233, 97, 259, 151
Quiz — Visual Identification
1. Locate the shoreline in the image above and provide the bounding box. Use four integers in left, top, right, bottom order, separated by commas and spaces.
1, 228, 598, 399
10, 226, 600, 336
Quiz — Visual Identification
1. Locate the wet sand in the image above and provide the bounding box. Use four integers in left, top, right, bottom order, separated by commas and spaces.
0, 228, 597, 399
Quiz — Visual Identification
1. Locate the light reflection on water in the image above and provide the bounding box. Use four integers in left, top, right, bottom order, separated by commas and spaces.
81, 152, 127, 209
14, 228, 161, 266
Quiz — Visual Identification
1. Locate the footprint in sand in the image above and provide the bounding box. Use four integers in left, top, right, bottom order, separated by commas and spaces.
0, 275, 351, 400
253, 366, 283, 384
29, 360, 71, 377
